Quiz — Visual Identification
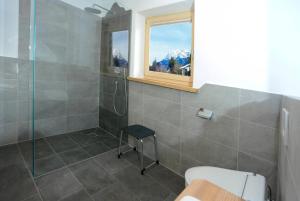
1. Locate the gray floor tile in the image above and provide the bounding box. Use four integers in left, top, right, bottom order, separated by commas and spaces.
93, 182, 139, 201
95, 128, 110, 136
46, 134, 80, 153
0, 144, 23, 168
23, 194, 43, 201
124, 150, 153, 168
69, 132, 102, 146
36, 168, 83, 201
82, 142, 111, 157
164, 193, 178, 201
60, 190, 93, 201
32, 154, 65, 177
114, 165, 171, 201
0, 164, 37, 201
148, 165, 185, 194
19, 139, 54, 163
59, 147, 90, 165
0, 131, 184, 201
93, 149, 131, 174
69, 160, 116, 195
71, 129, 96, 135
102, 135, 120, 149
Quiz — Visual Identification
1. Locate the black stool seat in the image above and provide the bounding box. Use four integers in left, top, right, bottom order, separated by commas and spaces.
123, 124, 155, 140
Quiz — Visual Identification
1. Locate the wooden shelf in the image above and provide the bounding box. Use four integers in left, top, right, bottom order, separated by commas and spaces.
128, 76, 199, 93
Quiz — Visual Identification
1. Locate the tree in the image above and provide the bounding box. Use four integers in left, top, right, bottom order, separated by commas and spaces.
169, 57, 175, 73
150, 59, 157, 71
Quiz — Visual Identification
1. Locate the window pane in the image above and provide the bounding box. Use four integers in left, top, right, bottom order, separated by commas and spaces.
149, 21, 192, 76
112, 30, 129, 68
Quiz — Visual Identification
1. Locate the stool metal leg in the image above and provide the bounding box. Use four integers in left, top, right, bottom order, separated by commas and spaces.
117, 130, 123, 158
140, 139, 145, 175
135, 138, 140, 160
153, 134, 159, 164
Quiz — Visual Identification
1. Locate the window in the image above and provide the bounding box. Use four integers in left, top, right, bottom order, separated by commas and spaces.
144, 11, 194, 88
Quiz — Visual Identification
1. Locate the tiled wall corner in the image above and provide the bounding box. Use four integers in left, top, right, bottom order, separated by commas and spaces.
278, 96, 300, 201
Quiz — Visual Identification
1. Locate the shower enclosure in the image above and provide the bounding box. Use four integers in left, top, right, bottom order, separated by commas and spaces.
0, 0, 131, 176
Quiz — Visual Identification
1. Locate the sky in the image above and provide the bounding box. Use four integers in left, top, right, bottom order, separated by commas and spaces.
150, 21, 192, 62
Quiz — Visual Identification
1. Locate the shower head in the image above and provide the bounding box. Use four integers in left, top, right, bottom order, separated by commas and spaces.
84, 4, 110, 14
84, 7, 101, 14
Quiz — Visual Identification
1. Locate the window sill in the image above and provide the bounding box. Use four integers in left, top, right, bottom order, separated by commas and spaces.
127, 76, 199, 93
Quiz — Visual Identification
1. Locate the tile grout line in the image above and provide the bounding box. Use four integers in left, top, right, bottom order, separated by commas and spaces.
238, 150, 277, 166
16, 143, 44, 201
66, 165, 97, 201
33, 144, 127, 179
237, 88, 241, 170
43, 134, 97, 201
122, 150, 184, 195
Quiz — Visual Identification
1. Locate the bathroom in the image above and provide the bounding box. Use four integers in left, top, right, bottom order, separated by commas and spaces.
0, 0, 299, 201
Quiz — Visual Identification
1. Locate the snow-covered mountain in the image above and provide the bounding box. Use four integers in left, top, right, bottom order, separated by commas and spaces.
157, 49, 191, 70
165, 49, 191, 60
112, 49, 128, 67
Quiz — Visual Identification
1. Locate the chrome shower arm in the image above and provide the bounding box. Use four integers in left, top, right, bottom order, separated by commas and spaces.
92, 4, 110, 12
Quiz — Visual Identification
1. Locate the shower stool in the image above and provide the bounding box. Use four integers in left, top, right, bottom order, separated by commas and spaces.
117, 124, 159, 175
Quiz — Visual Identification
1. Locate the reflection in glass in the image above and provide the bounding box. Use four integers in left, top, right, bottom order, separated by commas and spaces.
111, 30, 129, 68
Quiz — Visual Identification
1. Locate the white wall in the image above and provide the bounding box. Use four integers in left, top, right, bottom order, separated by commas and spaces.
0, 0, 19, 58
130, 12, 145, 77
268, 0, 300, 97
194, 0, 300, 97
194, 0, 269, 90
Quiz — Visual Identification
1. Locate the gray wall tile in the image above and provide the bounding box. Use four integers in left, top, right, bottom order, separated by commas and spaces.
35, 100, 66, 120
240, 89, 281, 128
179, 155, 205, 176
35, 117, 68, 137
128, 91, 143, 113
0, 101, 18, 124
143, 117, 180, 150
182, 135, 237, 169
239, 120, 278, 162
143, 94, 181, 127
129, 81, 143, 94
143, 84, 181, 104
0, 123, 18, 146
181, 84, 240, 118
68, 113, 99, 132
156, 142, 181, 173
67, 81, 99, 99
67, 98, 99, 116
201, 114, 238, 148
238, 152, 276, 179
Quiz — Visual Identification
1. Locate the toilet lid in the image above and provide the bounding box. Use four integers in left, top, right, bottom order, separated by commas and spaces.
185, 166, 266, 201
185, 166, 249, 197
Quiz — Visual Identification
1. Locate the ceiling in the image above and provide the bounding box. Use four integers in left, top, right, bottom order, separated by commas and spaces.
60, 0, 190, 13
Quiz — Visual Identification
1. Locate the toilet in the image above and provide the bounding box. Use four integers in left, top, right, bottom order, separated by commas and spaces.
185, 166, 267, 201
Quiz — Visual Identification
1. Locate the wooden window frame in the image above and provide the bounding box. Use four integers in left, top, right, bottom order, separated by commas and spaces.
144, 11, 194, 88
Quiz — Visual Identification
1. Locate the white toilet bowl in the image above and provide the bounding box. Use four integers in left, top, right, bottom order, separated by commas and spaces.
185, 166, 266, 201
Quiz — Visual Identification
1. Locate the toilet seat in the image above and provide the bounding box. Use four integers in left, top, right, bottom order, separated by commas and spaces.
185, 166, 266, 201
